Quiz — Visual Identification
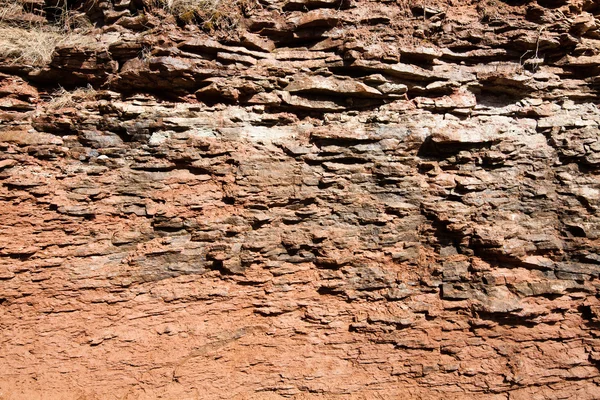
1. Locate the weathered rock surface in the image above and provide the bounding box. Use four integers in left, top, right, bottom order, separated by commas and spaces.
1, 0, 600, 399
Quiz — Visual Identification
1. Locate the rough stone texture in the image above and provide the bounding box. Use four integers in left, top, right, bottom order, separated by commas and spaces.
1, 0, 600, 399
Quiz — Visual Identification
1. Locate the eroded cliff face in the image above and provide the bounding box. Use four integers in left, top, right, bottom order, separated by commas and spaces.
1, 0, 599, 398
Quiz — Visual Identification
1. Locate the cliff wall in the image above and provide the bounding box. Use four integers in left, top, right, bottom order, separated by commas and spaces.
0, 0, 599, 398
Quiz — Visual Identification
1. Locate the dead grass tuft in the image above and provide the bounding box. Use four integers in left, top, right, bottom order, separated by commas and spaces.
0, 0, 95, 67
0, 26, 64, 66
0, 0, 23, 22
0, 25, 96, 66
48, 85, 97, 109
150, 0, 255, 31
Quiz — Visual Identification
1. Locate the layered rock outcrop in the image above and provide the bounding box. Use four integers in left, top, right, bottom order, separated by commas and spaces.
1, 0, 599, 398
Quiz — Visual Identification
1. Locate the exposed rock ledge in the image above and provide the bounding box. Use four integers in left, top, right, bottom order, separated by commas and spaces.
0, 0, 599, 399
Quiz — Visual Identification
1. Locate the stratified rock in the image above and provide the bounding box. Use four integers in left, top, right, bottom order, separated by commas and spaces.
0, 0, 599, 399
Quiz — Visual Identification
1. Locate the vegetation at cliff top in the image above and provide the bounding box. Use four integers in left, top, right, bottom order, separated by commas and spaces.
0, 0, 93, 66
151, 0, 254, 30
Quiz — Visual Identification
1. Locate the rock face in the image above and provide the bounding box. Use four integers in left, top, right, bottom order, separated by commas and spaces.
1, 0, 600, 399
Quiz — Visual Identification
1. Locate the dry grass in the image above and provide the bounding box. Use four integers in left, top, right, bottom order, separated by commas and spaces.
48, 85, 98, 109
0, 25, 96, 66
0, 26, 65, 66
0, 0, 23, 22
0, 0, 95, 67
151, 0, 254, 30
